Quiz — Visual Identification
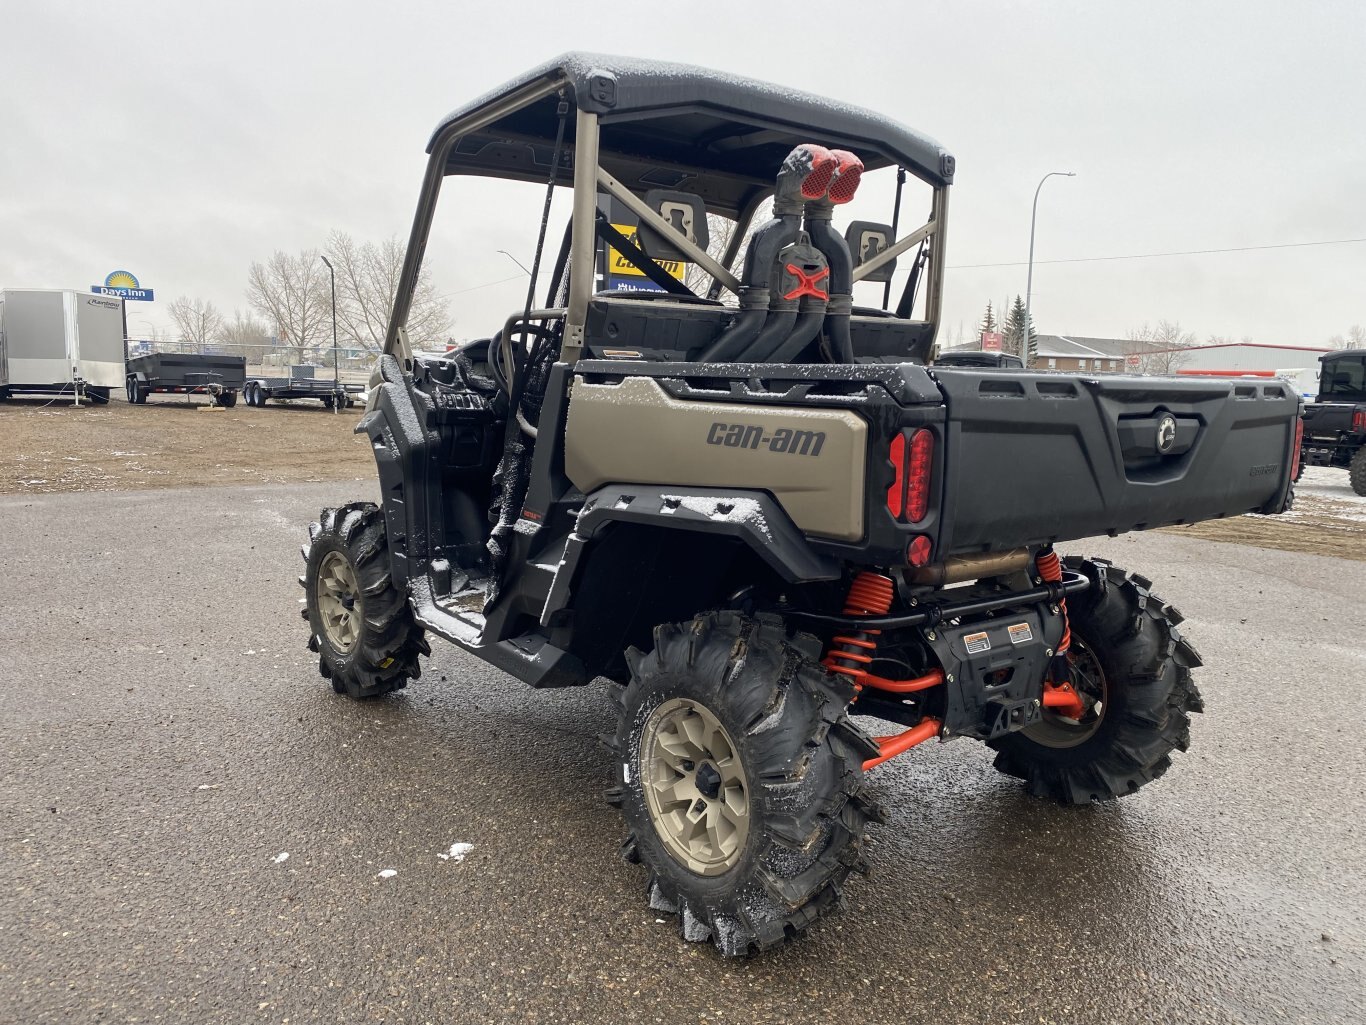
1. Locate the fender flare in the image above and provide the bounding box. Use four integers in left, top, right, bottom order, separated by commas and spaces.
539, 483, 840, 628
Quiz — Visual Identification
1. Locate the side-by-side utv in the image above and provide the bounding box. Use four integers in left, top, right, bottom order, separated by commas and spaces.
300, 53, 1301, 956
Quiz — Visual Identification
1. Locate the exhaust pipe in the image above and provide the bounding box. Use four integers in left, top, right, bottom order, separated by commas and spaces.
701, 144, 836, 363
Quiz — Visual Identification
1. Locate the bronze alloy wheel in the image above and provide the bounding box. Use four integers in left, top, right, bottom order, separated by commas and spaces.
315, 550, 362, 654
640, 697, 750, 876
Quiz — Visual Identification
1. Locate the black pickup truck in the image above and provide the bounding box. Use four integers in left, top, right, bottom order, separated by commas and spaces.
1300, 349, 1366, 494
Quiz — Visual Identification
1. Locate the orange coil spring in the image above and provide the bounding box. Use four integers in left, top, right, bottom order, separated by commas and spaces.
1035, 549, 1070, 654
822, 572, 895, 694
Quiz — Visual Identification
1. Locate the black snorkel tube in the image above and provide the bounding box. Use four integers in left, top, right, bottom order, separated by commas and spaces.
699, 144, 837, 362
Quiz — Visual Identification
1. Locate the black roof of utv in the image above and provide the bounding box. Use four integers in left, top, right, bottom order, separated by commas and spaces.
429, 52, 954, 216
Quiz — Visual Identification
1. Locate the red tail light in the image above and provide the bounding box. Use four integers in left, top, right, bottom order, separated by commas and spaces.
907, 535, 933, 567
1353, 410, 1366, 433
887, 429, 935, 523
1290, 417, 1304, 481
886, 433, 906, 518
906, 429, 934, 522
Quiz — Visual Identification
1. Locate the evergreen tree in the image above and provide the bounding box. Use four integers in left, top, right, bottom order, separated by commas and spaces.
1004, 295, 1038, 365
978, 301, 996, 338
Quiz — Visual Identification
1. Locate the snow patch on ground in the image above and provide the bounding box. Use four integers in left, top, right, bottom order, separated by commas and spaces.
271, 852, 289, 864
377, 869, 397, 879
438, 842, 474, 863
1254, 466, 1366, 527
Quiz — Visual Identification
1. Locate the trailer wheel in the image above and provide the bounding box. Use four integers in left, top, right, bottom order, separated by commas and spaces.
988, 557, 1203, 804
321, 395, 335, 410
218, 389, 238, 409
302, 503, 427, 699
87, 387, 111, 405
607, 612, 881, 957
126, 377, 148, 404
1350, 446, 1366, 497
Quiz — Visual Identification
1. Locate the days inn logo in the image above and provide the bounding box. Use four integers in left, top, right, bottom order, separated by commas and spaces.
91, 269, 154, 301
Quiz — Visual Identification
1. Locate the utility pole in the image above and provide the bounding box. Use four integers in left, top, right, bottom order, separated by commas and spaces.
319, 254, 339, 415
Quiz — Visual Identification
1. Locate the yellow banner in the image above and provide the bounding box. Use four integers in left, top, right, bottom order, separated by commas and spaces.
607, 223, 687, 279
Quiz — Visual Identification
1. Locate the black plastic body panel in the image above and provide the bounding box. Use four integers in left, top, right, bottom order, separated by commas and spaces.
933, 370, 1301, 555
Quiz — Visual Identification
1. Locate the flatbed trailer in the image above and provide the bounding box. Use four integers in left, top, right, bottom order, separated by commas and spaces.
243, 366, 363, 408
125, 353, 247, 407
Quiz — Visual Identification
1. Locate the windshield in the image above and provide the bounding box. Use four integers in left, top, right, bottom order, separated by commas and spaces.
1320, 356, 1366, 402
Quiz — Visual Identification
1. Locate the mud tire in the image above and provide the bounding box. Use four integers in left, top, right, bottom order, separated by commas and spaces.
1350, 446, 1366, 497
607, 611, 881, 957
301, 503, 427, 699
989, 557, 1203, 804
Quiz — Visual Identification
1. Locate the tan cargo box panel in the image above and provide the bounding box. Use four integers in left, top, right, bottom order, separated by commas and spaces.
565, 375, 867, 541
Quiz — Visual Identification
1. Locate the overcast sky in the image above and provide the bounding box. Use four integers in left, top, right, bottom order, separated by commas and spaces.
3, 0, 1363, 347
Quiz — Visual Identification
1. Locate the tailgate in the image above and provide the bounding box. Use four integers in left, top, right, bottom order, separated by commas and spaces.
1302, 402, 1356, 436
933, 370, 1300, 554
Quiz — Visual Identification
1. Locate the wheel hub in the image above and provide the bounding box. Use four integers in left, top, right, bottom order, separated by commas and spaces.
694, 761, 722, 800
1024, 635, 1108, 748
316, 550, 362, 654
640, 698, 750, 876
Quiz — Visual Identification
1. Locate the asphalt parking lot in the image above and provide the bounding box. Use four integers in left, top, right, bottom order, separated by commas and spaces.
2, 482, 1362, 1025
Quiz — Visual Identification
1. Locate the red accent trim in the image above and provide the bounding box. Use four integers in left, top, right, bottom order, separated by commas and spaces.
863, 718, 942, 770
1041, 681, 1087, 720
1176, 369, 1276, 377
1290, 417, 1304, 480
1149, 342, 1332, 354
782, 263, 830, 301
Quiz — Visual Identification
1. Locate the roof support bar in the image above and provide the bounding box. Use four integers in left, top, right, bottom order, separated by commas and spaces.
387, 75, 566, 357
850, 216, 936, 284
562, 108, 601, 363
595, 168, 743, 296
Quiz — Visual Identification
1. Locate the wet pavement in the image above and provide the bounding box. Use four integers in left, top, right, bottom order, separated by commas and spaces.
1, 482, 1362, 1024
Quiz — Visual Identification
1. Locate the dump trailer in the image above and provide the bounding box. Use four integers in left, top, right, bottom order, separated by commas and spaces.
243, 364, 360, 408
0, 289, 125, 402
125, 353, 247, 407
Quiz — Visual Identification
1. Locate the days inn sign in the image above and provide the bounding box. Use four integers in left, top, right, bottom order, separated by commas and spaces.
91, 270, 154, 301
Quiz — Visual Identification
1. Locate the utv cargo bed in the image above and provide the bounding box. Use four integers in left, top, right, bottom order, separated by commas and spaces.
932, 369, 1299, 554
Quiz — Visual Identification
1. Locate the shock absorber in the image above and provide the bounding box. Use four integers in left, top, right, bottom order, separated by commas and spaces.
822, 572, 947, 695
822, 572, 946, 771
1035, 547, 1086, 719
821, 572, 895, 694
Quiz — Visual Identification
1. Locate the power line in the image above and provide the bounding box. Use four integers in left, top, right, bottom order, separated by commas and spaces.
436, 273, 527, 300
948, 235, 1366, 270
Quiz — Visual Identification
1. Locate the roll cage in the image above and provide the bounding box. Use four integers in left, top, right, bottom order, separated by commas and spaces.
385, 52, 953, 365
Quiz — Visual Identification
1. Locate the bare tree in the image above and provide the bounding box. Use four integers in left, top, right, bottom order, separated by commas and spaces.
1126, 320, 1196, 374
1349, 325, 1366, 349
325, 231, 451, 352
166, 295, 223, 349
216, 309, 274, 363
246, 250, 331, 358
683, 213, 741, 295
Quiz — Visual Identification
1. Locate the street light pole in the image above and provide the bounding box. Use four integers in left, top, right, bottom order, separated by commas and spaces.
1024, 170, 1075, 364
319, 254, 338, 415
497, 249, 533, 276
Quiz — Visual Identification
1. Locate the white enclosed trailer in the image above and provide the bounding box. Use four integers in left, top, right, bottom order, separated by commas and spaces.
0, 289, 126, 401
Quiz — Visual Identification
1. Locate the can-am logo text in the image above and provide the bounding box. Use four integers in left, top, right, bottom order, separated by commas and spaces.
706, 422, 827, 457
